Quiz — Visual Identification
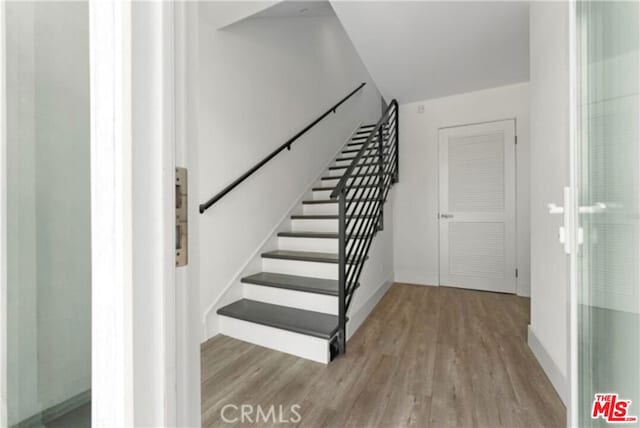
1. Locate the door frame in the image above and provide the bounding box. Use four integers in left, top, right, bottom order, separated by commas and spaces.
0, 1, 8, 425
0, 1, 181, 426
568, 0, 578, 422
89, 0, 136, 424
91, 1, 181, 425
437, 118, 519, 293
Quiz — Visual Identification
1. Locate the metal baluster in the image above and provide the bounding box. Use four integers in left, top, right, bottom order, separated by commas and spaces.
394, 103, 399, 183
338, 191, 347, 355
377, 125, 385, 231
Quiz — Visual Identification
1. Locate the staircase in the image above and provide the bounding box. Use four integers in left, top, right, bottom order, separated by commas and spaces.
215, 101, 399, 364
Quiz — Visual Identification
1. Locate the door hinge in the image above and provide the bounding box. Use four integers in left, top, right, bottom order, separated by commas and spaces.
176, 167, 188, 267
515, 268, 519, 278
515, 136, 518, 145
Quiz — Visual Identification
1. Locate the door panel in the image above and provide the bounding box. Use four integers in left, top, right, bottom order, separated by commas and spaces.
439, 120, 516, 293
576, 1, 640, 426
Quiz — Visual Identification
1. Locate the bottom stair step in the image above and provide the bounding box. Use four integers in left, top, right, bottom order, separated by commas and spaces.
217, 299, 339, 340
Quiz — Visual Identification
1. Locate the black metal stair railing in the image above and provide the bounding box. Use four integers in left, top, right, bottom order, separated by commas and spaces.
330, 100, 399, 356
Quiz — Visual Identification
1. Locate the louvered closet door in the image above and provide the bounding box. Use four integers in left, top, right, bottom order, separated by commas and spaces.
438, 120, 516, 293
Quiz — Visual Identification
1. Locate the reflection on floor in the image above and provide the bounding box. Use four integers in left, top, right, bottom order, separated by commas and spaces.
45, 403, 90, 428
201, 283, 566, 427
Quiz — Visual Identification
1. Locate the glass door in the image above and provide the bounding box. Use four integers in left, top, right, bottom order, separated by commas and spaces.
4, 2, 91, 427
576, 1, 640, 426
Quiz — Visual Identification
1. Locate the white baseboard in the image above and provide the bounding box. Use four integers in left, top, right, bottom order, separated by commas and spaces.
517, 279, 531, 297
346, 274, 393, 339
394, 269, 438, 286
527, 325, 568, 405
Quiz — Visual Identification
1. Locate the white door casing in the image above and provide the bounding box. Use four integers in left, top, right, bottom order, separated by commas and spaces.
438, 120, 517, 293
0, 1, 7, 425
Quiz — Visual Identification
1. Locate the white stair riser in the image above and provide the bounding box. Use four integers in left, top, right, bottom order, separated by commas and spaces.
303, 203, 338, 215
312, 190, 334, 200
277, 235, 367, 253
290, 218, 369, 233
321, 176, 374, 187
291, 218, 337, 232
303, 201, 376, 215
334, 158, 383, 168
243, 283, 338, 315
262, 258, 339, 280
278, 236, 338, 253
313, 188, 381, 200
326, 166, 380, 177
219, 316, 330, 364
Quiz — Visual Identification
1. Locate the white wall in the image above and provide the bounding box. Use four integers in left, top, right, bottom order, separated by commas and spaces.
6, 3, 39, 423
528, 1, 570, 403
393, 83, 531, 297
197, 9, 382, 336
6, 2, 90, 425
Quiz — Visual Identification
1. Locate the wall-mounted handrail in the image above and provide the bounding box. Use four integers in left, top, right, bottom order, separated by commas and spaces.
199, 82, 367, 214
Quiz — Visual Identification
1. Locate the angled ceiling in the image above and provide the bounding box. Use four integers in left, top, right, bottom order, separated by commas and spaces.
331, 1, 530, 103
251, 0, 335, 18
199, 1, 281, 29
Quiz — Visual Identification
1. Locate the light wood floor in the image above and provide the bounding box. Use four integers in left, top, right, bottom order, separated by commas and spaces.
201, 283, 566, 427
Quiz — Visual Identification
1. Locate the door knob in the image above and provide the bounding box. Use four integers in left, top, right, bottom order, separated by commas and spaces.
547, 187, 582, 254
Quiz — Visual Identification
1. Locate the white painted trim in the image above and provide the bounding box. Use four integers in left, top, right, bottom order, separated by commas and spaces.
528, 325, 568, 405
89, 0, 135, 426
567, 0, 579, 425
394, 269, 438, 287
218, 316, 330, 364
516, 280, 531, 298
346, 274, 394, 339
201, 123, 362, 339
130, 2, 177, 425
0, 1, 7, 424
173, 2, 202, 426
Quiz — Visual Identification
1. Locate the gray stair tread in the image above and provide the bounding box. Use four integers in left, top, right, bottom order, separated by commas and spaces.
353, 131, 388, 138
336, 154, 382, 162
291, 214, 375, 219
278, 231, 338, 239
242, 272, 338, 295
262, 249, 339, 263
262, 249, 366, 264
342, 148, 389, 154
329, 163, 379, 170
303, 198, 379, 204
278, 231, 371, 239
312, 185, 377, 191
321, 173, 379, 180
217, 299, 339, 339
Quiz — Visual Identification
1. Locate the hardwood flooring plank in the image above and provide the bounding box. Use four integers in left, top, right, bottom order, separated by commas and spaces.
201, 283, 566, 428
